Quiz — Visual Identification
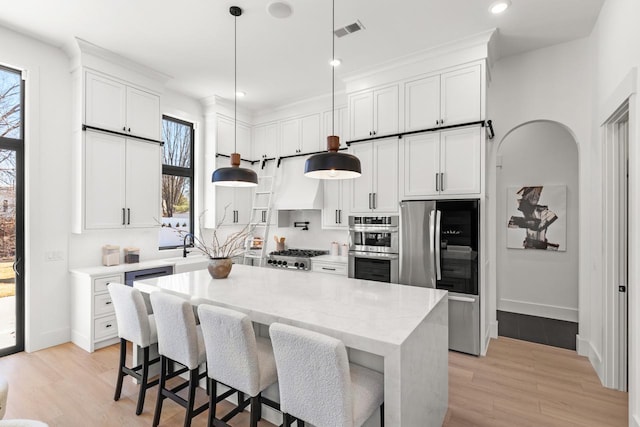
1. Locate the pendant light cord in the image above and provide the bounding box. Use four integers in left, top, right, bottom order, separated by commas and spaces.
331, 0, 335, 136
234, 12, 238, 153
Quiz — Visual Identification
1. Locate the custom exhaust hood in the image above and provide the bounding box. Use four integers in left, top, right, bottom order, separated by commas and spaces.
274, 157, 323, 210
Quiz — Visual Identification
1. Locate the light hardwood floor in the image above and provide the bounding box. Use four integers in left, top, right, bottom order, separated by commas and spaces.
0, 337, 628, 426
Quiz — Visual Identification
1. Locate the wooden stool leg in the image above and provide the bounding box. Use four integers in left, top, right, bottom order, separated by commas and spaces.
297, 420, 305, 427
114, 338, 126, 401
282, 413, 293, 427
152, 356, 167, 427
135, 346, 150, 415
207, 379, 217, 427
380, 403, 384, 427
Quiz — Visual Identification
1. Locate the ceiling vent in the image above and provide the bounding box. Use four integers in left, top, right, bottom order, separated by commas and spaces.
334, 20, 365, 38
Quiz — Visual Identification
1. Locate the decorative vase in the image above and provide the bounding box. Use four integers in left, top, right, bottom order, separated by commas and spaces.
208, 257, 233, 279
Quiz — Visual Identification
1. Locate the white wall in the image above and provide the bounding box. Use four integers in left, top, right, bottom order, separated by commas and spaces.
591, 0, 640, 423
487, 37, 592, 347
0, 25, 73, 351
496, 122, 579, 321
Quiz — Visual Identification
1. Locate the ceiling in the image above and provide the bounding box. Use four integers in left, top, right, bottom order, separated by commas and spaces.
0, 0, 603, 112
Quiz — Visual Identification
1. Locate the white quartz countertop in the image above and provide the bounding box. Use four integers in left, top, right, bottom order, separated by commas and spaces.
134, 264, 447, 354
70, 254, 210, 276
311, 255, 348, 264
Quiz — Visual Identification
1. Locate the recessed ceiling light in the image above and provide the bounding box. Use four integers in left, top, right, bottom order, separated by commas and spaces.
236, 91, 246, 97
267, 1, 293, 19
329, 58, 341, 67
489, 0, 511, 14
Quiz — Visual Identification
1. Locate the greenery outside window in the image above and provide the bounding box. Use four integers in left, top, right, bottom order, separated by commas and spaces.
159, 115, 194, 249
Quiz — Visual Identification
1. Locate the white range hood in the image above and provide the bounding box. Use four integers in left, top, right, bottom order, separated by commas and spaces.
274, 156, 323, 210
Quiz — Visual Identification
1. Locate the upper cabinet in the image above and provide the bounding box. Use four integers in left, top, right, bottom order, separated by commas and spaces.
253, 122, 278, 159
83, 130, 161, 230
279, 113, 321, 156
349, 85, 399, 140
404, 64, 481, 131
73, 68, 162, 233
322, 106, 350, 229
216, 114, 251, 159
350, 138, 399, 214
401, 127, 481, 199
85, 71, 160, 140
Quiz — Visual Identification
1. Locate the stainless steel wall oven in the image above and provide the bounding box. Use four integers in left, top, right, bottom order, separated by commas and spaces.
348, 216, 399, 283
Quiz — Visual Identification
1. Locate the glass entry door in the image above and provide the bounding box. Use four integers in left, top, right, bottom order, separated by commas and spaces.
0, 65, 24, 356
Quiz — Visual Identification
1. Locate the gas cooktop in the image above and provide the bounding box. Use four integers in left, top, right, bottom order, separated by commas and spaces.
266, 249, 329, 270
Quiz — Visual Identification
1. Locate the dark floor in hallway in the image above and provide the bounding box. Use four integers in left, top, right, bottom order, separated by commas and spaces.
497, 310, 578, 350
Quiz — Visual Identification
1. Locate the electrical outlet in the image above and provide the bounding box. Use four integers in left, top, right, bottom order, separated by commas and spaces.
45, 251, 64, 262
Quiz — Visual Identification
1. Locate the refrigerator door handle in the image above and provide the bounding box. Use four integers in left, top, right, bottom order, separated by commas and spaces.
428, 209, 436, 285
435, 210, 442, 281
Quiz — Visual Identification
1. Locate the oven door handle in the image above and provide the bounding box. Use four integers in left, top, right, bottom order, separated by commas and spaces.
348, 251, 399, 260
449, 295, 476, 303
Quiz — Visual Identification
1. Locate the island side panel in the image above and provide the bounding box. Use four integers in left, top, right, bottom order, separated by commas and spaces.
384, 295, 448, 426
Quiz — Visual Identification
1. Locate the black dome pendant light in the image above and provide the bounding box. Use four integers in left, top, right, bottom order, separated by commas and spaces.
304, 0, 361, 180
212, 6, 258, 187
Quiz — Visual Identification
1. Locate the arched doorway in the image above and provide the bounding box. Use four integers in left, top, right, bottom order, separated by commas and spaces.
495, 120, 580, 349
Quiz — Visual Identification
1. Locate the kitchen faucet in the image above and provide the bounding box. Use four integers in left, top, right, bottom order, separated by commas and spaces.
183, 233, 195, 258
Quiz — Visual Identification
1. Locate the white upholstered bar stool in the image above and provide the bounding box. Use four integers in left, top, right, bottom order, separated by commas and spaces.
150, 292, 208, 427
197, 304, 280, 427
270, 323, 385, 427
0, 377, 49, 426
107, 282, 159, 415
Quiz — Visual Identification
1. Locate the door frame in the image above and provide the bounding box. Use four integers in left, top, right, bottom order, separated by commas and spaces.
602, 101, 629, 391
0, 65, 25, 357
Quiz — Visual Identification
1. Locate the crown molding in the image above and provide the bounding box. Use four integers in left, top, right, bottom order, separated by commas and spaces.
69, 37, 172, 86
342, 28, 496, 85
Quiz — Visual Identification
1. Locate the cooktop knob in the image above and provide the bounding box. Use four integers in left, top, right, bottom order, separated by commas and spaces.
294, 262, 299, 267
299, 262, 305, 269
283, 261, 288, 266
267, 259, 273, 264
277, 260, 282, 265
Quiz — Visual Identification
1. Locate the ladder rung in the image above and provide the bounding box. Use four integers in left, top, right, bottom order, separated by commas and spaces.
252, 206, 269, 210
249, 222, 268, 226
244, 254, 263, 258
255, 191, 272, 195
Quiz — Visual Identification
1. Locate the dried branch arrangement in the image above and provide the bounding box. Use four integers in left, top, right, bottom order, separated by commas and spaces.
175, 206, 255, 259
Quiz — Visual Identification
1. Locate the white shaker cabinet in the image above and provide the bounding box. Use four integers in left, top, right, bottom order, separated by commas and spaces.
84, 131, 161, 229
253, 122, 278, 159
85, 71, 160, 140
70, 272, 122, 352
279, 114, 321, 156
322, 176, 351, 229
216, 114, 252, 158
401, 127, 481, 198
350, 138, 399, 213
349, 85, 399, 140
404, 64, 481, 131
321, 106, 351, 228
214, 158, 253, 226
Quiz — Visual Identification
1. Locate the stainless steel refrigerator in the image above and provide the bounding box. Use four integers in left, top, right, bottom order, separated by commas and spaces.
399, 199, 480, 355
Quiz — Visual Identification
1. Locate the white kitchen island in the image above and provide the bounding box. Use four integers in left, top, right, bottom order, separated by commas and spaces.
134, 264, 448, 427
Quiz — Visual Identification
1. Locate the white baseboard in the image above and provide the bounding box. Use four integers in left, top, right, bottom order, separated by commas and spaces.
576, 334, 589, 357
498, 298, 578, 322
584, 338, 605, 384
27, 327, 71, 352
481, 321, 498, 356
632, 414, 640, 427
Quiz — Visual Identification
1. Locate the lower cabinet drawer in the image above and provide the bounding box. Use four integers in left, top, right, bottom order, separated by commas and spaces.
94, 315, 118, 341
94, 293, 115, 316
312, 262, 348, 276
94, 275, 122, 294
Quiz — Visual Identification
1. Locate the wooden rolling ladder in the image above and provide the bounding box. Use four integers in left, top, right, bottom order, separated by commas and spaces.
243, 161, 278, 267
